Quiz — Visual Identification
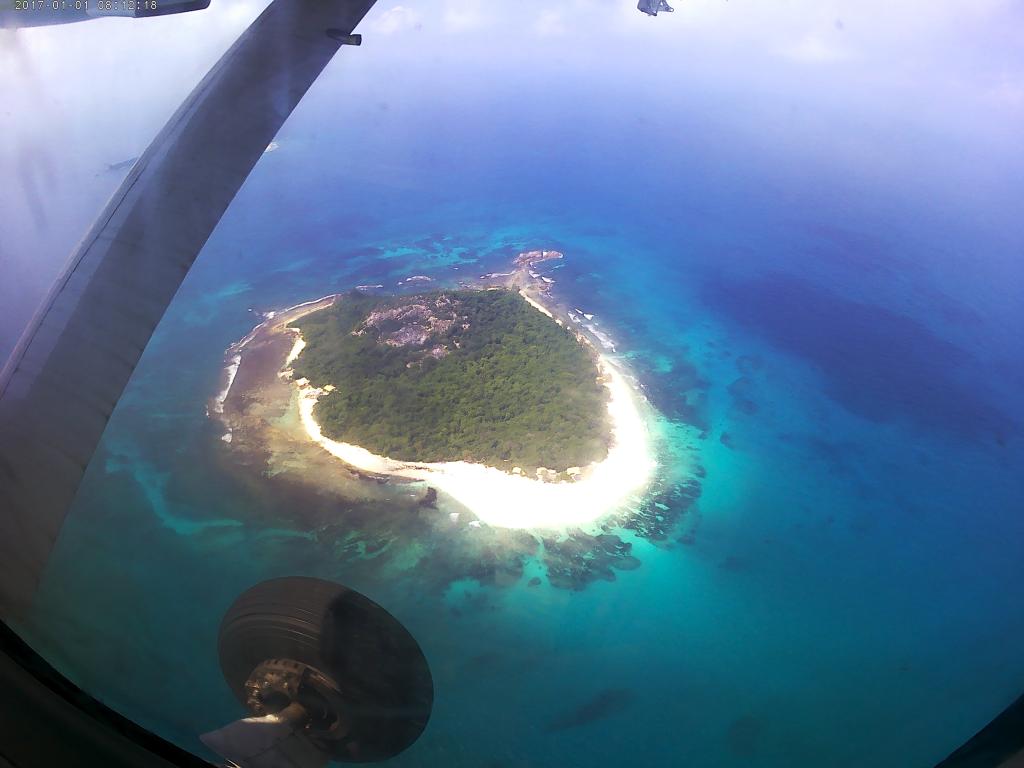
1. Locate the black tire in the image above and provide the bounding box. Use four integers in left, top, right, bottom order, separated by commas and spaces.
217, 576, 433, 762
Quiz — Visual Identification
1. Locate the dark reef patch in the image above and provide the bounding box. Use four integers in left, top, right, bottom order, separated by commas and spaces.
654, 390, 710, 433
409, 529, 540, 595
223, 432, 701, 595
677, 507, 703, 546
726, 714, 763, 757
447, 586, 499, 619
802, 222, 898, 277
541, 532, 639, 590
340, 245, 384, 260
625, 344, 710, 433
463, 651, 503, 673
668, 358, 709, 392
718, 554, 752, 573
803, 222, 988, 336
735, 354, 763, 376
642, 366, 711, 432
803, 435, 863, 479
727, 376, 759, 415
544, 688, 634, 733
620, 479, 702, 542
702, 273, 1016, 441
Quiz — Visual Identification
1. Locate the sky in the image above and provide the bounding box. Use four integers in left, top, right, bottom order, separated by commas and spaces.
1, 0, 1022, 359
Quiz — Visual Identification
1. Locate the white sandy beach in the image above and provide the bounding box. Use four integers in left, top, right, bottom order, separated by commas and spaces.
287, 293, 656, 530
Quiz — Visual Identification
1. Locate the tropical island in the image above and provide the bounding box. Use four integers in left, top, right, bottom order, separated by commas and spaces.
291, 288, 610, 476
211, 249, 658, 531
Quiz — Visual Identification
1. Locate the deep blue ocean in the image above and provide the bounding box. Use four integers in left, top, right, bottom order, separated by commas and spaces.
14, 41, 1024, 768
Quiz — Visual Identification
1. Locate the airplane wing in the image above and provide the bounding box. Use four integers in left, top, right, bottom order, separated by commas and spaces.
0, 0, 379, 618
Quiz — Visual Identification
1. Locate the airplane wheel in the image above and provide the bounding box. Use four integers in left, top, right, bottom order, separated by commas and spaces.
217, 576, 433, 762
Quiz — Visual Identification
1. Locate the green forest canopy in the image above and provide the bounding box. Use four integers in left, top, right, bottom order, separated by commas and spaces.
293, 289, 610, 473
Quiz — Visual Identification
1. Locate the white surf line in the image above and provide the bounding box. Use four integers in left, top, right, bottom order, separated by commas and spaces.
212, 294, 338, 417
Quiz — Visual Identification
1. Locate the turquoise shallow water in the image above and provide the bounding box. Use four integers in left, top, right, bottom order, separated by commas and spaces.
15, 54, 1024, 768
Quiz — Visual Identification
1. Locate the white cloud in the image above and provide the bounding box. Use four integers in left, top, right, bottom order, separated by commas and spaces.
222, 1, 258, 27
442, 0, 487, 32
778, 34, 852, 63
985, 75, 1024, 109
372, 5, 422, 35
534, 9, 566, 37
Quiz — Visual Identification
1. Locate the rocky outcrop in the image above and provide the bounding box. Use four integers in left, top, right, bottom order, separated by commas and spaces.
513, 249, 563, 269
354, 293, 464, 349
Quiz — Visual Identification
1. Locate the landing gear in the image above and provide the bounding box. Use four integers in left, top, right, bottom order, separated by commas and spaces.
637, 0, 674, 16
203, 577, 433, 767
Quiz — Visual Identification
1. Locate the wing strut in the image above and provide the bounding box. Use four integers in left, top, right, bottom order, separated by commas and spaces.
0, 0, 379, 618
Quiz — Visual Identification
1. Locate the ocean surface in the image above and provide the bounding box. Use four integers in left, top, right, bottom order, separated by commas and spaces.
14, 42, 1024, 768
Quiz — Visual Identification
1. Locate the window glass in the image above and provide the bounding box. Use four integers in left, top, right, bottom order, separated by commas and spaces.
0, 0, 266, 359
3, 2, 1023, 766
